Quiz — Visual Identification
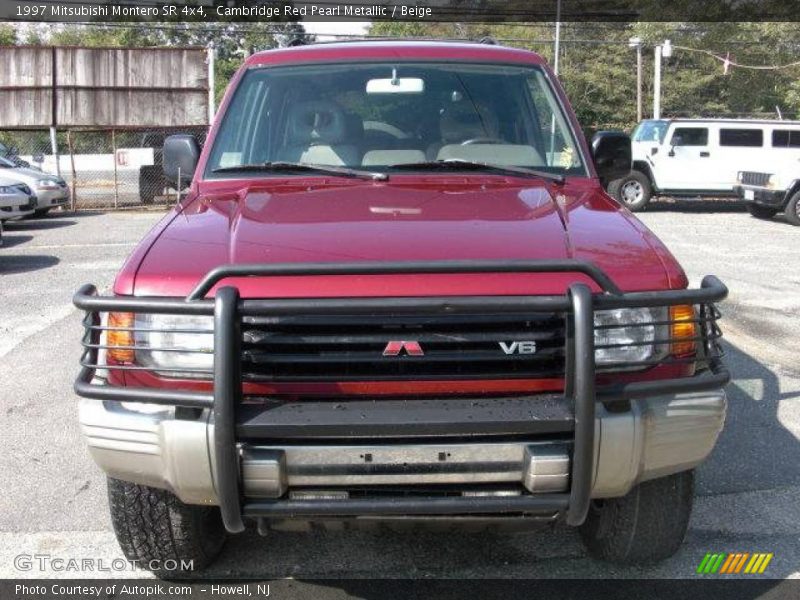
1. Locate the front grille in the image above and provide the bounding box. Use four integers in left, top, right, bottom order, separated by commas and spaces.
241, 312, 566, 381
740, 171, 771, 186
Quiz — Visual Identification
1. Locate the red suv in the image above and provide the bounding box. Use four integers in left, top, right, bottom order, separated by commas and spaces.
74, 41, 729, 573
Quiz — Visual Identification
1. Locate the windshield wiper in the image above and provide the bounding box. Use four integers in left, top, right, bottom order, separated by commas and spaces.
212, 161, 388, 181
387, 159, 565, 184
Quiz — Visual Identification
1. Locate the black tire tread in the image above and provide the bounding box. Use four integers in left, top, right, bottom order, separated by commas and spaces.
107, 477, 226, 574
747, 204, 777, 219
579, 470, 693, 565
607, 170, 652, 211
784, 191, 800, 226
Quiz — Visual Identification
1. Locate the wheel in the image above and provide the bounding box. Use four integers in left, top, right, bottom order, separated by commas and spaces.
607, 170, 653, 211
746, 204, 777, 220
784, 191, 800, 226
579, 470, 693, 565
32, 208, 51, 218
107, 477, 226, 575
138, 166, 163, 205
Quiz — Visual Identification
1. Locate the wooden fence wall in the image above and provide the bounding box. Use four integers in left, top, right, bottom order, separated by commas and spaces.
0, 46, 209, 128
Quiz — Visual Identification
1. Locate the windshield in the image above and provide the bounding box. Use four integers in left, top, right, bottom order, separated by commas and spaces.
632, 120, 669, 143
206, 62, 586, 178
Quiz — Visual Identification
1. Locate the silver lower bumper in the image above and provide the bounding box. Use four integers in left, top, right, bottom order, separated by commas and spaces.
241, 442, 570, 498
79, 389, 726, 506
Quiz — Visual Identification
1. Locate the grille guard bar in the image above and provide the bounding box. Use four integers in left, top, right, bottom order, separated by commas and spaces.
73, 259, 729, 533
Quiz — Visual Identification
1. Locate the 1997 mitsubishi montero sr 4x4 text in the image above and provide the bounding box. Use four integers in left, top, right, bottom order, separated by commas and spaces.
74, 41, 729, 572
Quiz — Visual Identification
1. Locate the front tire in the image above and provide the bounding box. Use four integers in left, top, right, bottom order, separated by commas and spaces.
579, 470, 693, 565
107, 477, 226, 575
747, 204, 777, 220
784, 191, 800, 226
607, 170, 653, 211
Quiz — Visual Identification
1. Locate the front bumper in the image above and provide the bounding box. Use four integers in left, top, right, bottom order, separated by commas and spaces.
735, 184, 786, 208
74, 259, 729, 530
79, 387, 726, 508
0, 196, 36, 219
35, 188, 70, 208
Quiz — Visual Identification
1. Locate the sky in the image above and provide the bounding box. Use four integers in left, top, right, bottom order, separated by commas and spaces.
302, 21, 370, 40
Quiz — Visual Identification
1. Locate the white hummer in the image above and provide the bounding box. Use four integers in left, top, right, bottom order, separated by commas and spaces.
735, 167, 800, 226
609, 118, 800, 210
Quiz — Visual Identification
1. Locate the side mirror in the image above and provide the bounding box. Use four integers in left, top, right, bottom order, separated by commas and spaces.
163, 135, 200, 187
668, 134, 683, 156
33, 152, 44, 163
591, 131, 631, 186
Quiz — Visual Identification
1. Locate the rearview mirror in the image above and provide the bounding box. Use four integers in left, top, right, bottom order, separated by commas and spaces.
591, 131, 631, 186
163, 135, 200, 187
366, 69, 424, 94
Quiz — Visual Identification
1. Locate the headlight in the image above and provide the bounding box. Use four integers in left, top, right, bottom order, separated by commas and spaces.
36, 178, 61, 190
593, 307, 668, 366
133, 314, 214, 377
0, 185, 14, 194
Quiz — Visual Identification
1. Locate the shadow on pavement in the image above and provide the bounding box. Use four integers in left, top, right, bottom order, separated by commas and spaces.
648, 197, 747, 213
700, 340, 800, 495
5, 218, 77, 231
0, 254, 59, 273
0, 233, 33, 248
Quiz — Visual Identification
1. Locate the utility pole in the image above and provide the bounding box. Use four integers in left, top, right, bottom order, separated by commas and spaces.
207, 42, 216, 125
653, 39, 672, 120
553, 0, 561, 75
549, 0, 562, 164
629, 37, 643, 122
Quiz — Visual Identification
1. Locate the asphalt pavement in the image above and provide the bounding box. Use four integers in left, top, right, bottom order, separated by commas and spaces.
0, 199, 797, 587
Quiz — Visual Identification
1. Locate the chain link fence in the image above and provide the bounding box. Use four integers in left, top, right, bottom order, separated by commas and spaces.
0, 127, 207, 210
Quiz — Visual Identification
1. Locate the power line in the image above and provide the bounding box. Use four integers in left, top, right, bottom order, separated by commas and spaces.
673, 44, 800, 70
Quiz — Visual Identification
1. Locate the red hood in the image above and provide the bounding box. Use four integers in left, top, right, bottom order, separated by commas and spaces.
121, 176, 685, 298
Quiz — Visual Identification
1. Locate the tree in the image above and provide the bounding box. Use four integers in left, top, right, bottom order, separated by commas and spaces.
0, 23, 16, 45
368, 21, 800, 129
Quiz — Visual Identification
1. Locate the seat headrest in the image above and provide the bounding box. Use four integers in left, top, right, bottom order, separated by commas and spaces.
286, 101, 349, 145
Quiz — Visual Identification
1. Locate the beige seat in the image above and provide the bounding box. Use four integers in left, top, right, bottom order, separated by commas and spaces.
277, 100, 360, 166
362, 149, 425, 166
427, 100, 502, 159
437, 144, 544, 167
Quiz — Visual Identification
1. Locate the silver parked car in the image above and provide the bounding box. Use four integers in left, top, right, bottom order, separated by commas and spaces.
0, 177, 35, 225
0, 156, 69, 216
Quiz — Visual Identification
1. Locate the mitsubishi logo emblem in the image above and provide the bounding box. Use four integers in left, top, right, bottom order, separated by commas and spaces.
383, 341, 424, 356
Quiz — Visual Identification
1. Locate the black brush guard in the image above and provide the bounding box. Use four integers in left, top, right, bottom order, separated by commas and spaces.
73, 260, 729, 533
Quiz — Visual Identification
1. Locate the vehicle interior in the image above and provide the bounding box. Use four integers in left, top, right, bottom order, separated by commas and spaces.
207, 62, 585, 176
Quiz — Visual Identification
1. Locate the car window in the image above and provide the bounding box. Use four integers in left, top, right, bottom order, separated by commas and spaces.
671, 127, 708, 146
771, 129, 800, 148
633, 120, 668, 143
205, 62, 587, 177
719, 128, 763, 147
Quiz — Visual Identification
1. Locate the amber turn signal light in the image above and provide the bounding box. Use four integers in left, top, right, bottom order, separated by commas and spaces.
670, 304, 697, 357
107, 312, 135, 363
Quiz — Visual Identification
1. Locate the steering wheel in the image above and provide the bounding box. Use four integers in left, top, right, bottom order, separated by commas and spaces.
461, 137, 506, 145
